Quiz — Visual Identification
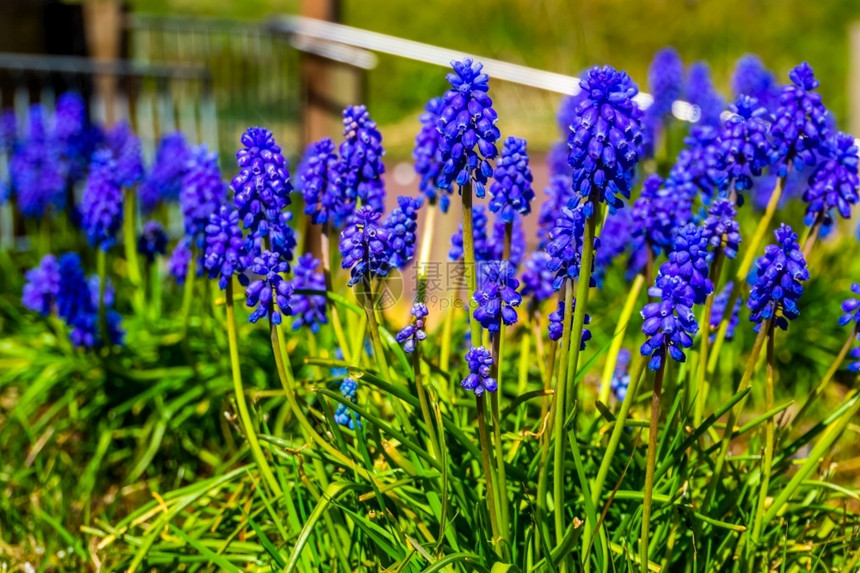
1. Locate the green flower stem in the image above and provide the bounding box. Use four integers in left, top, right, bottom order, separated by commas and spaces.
708, 177, 784, 375
226, 280, 282, 496
552, 277, 575, 545
413, 347, 440, 460
96, 249, 109, 349
704, 318, 771, 509
460, 182, 483, 347
750, 323, 776, 553
490, 328, 510, 550
695, 250, 725, 426
122, 188, 145, 317
585, 355, 646, 550
321, 224, 352, 364
762, 390, 860, 528
180, 253, 196, 334
269, 320, 373, 483
599, 273, 645, 404
566, 212, 597, 413
540, 332, 557, 423
640, 347, 667, 573
801, 212, 824, 259
476, 394, 502, 554
439, 297, 455, 373
787, 326, 857, 432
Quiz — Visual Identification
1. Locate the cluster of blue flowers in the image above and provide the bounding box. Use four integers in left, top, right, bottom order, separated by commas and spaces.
138, 220, 168, 263
289, 254, 328, 333
340, 206, 391, 287
488, 136, 534, 222
80, 150, 123, 251
22, 253, 123, 348
383, 196, 422, 269
461, 346, 497, 396
473, 261, 522, 334
396, 303, 429, 354
140, 132, 190, 212
436, 58, 500, 197
334, 378, 360, 429
840, 284, 860, 372
747, 224, 809, 332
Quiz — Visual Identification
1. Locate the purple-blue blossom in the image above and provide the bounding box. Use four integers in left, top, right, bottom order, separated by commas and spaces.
717, 95, 774, 203
22, 255, 61, 316
181, 145, 227, 244
140, 132, 190, 212
701, 199, 741, 259
747, 224, 809, 332
449, 205, 492, 262
547, 299, 591, 347
289, 253, 327, 333
436, 58, 500, 197
611, 348, 632, 401
568, 65, 644, 216
300, 138, 348, 228
339, 105, 386, 213
538, 175, 573, 249
771, 62, 832, 176
640, 272, 699, 371
246, 250, 293, 325
631, 174, 691, 254
489, 136, 534, 222
204, 205, 251, 290
732, 55, 780, 113
396, 302, 429, 354
137, 220, 168, 263
10, 105, 67, 218
232, 127, 295, 260
340, 206, 391, 286
383, 196, 422, 269
81, 149, 123, 251
839, 283, 860, 329
546, 204, 594, 291
461, 346, 497, 396
413, 97, 451, 211
105, 121, 144, 188
685, 61, 725, 127
659, 222, 713, 304
803, 132, 859, 227
520, 252, 555, 305
473, 260, 522, 333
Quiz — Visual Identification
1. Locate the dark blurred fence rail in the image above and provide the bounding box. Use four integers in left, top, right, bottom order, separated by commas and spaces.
0, 52, 214, 163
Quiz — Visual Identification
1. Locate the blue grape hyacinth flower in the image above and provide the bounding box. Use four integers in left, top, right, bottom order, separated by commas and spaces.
489, 136, 535, 222
140, 132, 190, 212
685, 61, 725, 127
643, 47, 684, 157
169, 237, 193, 285
839, 284, 860, 329
437, 58, 500, 198
610, 348, 632, 401
747, 224, 809, 332
246, 250, 293, 325
81, 149, 123, 251
413, 96, 451, 211
339, 105, 386, 212
473, 260, 522, 333
232, 127, 295, 258
717, 96, 774, 203
204, 205, 252, 290
461, 346, 497, 396
568, 65, 644, 216
22, 255, 61, 316
732, 55, 780, 113
548, 299, 591, 347
771, 62, 832, 177
640, 272, 699, 371
659, 222, 713, 305
105, 121, 144, 188
546, 204, 594, 291
631, 174, 692, 255
396, 302, 429, 354
137, 220, 168, 263
289, 253, 327, 333
383, 196, 422, 269
300, 138, 349, 228
340, 205, 391, 286
520, 251, 555, 306
701, 199, 741, 259
334, 378, 361, 429
538, 175, 574, 249
803, 132, 859, 227
181, 144, 227, 244
667, 124, 724, 205
10, 105, 67, 219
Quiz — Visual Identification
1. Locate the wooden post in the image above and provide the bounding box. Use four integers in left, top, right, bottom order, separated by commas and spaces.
300, 0, 340, 260
850, 22, 860, 138
83, 1, 122, 126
